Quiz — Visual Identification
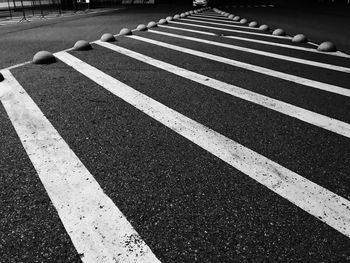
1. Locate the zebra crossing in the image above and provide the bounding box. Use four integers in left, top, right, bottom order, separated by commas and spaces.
1, 7, 350, 262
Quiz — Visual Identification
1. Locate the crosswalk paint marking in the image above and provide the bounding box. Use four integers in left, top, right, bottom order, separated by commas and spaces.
169, 20, 292, 40
173, 19, 349, 58
223, 35, 350, 58
191, 14, 235, 20
157, 24, 350, 58
96, 40, 350, 139
200, 13, 220, 17
54, 51, 350, 239
203, 11, 222, 14
128, 35, 350, 97
158, 24, 217, 36
0, 69, 160, 263
180, 18, 263, 31
192, 14, 230, 18
148, 30, 350, 73
187, 15, 241, 24
197, 12, 221, 15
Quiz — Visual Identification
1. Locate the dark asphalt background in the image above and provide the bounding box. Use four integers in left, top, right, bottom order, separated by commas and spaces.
1, 4, 350, 263
0, 4, 192, 69
222, 5, 350, 54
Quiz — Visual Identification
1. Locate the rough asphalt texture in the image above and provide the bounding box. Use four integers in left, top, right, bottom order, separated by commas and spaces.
1, 4, 350, 262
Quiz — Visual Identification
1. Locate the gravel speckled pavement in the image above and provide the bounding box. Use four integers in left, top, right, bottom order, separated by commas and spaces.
1, 4, 350, 262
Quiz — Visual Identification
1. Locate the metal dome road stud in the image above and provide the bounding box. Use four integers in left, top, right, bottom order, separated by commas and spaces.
32, 51, 56, 64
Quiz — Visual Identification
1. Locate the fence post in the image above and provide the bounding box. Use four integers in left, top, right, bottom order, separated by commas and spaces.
7, 0, 12, 19
19, 0, 29, 22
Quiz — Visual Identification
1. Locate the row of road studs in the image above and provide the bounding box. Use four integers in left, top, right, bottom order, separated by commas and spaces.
0, 4, 339, 81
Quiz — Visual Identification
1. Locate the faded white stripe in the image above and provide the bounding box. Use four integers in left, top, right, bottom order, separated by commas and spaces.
128, 35, 350, 97
55, 51, 350, 239
0, 69, 160, 263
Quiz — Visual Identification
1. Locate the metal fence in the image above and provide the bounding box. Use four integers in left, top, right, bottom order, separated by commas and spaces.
0, 0, 63, 19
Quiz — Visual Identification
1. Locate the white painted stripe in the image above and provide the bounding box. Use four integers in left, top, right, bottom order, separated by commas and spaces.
0, 69, 160, 263
224, 35, 350, 58
189, 15, 241, 24
200, 11, 220, 15
169, 20, 291, 40
148, 30, 350, 73
192, 13, 232, 19
158, 24, 217, 36
157, 24, 349, 58
55, 51, 350, 238
202, 13, 225, 16
170, 20, 349, 58
197, 11, 217, 13
6, 61, 32, 70
128, 35, 350, 97
181, 18, 262, 31
191, 14, 229, 19
96, 40, 350, 139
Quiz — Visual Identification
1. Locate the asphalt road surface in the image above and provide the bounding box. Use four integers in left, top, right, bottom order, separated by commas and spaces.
1, 4, 350, 263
